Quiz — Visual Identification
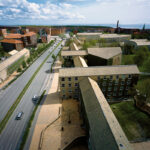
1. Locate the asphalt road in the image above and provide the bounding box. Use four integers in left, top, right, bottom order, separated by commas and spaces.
0, 40, 62, 150
0, 40, 56, 122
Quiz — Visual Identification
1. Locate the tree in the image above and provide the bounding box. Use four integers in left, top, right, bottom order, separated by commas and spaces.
123, 56, 135, 65
27, 57, 31, 64
134, 46, 149, 66
0, 45, 5, 57
69, 32, 74, 37
22, 61, 26, 68
136, 79, 150, 103
82, 41, 90, 50
123, 44, 134, 55
52, 54, 56, 60
142, 58, 150, 72
17, 67, 22, 72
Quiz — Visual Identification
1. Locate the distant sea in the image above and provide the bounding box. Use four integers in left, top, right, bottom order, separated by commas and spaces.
100, 24, 150, 29
65, 24, 150, 29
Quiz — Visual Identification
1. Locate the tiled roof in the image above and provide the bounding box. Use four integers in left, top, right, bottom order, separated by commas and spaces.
23, 32, 36, 37
88, 47, 122, 59
0, 39, 23, 44
5, 33, 22, 39
59, 65, 140, 77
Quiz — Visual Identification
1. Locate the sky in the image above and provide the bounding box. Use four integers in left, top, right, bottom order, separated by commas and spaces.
0, 0, 150, 26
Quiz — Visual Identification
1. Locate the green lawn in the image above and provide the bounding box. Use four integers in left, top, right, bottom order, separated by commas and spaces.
121, 55, 135, 65
110, 101, 150, 141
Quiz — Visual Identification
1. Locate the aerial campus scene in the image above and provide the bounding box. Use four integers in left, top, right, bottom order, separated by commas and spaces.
0, 0, 150, 150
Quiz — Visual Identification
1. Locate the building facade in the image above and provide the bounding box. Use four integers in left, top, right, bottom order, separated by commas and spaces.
59, 66, 139, 101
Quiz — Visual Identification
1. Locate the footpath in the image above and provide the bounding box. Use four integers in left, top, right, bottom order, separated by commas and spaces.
29, 72, 61, 150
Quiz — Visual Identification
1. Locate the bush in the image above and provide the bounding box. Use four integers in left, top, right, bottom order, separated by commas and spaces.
26, 58, 31, 64
17, 67, 22, 72
22, 61, 26, 68
52, 54, 56, 60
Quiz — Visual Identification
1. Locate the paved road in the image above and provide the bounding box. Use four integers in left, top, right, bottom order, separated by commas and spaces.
0, 41, 57, 122
0, 40, 62, 150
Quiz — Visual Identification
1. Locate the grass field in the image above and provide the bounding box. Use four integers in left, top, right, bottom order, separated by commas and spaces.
110, 101, 150, 141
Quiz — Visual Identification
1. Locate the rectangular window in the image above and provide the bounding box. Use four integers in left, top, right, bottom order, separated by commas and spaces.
108, 87, 112, 91
61, 78, 65, 81
109, 82, 113, 86
110, 76, 113, 79
114, 87, 118, 91
126, 86, 129, 90
128, 75, 132, 78
68, 84, 71, 87
113, 93, 116, 96
75, 77, 78, 81
68, 77, 71, 81
102, 82, 107, 86
127, 81, 131, 85
116, 75, 119, 79
102, 87, 106, 91
115, 81, 119, 85
61, 84, 65, 87
107, 93, 112, 97
75, 83, 79, 87
119, 92, 122, 96
103, 76, 107, 80
97, 76, 101, 80
121, 81, 125, 85
75, 88, 78, 92
120, 86, 124, 91
68, 89, 72, 93
122, 75, 126, 79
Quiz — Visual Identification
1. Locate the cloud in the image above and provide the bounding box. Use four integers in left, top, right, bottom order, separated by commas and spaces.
0, 0, 85, 23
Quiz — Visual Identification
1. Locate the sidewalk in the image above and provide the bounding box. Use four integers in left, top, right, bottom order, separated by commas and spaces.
41, 99, 86, 150
131, 141, 150, 150
29, 72, 61, 150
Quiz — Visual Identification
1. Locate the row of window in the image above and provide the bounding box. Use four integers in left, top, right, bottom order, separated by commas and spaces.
97, 74, 132, 80
62, 88, 79, 93
105, 91, 128, 97
61, 75, 133, 82
61, 77, 78, 82
102, 86, 129, 92
61, 83, 79, 87
100, 80, 131, 86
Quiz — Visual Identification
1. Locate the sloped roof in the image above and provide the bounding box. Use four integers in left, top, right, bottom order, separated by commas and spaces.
22, 32, 36, 37
130, 39, 150, 46
79, 77, 133, 150
100, 34, 131, 39
77, 32, 102, 36
5, 33, 22, 39
8, 50, 18, 55
61, 50, 87, 56
59, 65, 139, 77
0, 39, 23, 44
88, 47, 122, 59
0, 48, 29, 71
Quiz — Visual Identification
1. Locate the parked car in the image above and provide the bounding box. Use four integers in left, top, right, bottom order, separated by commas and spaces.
16, 111, 24, 120
32, 95, 38, 101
